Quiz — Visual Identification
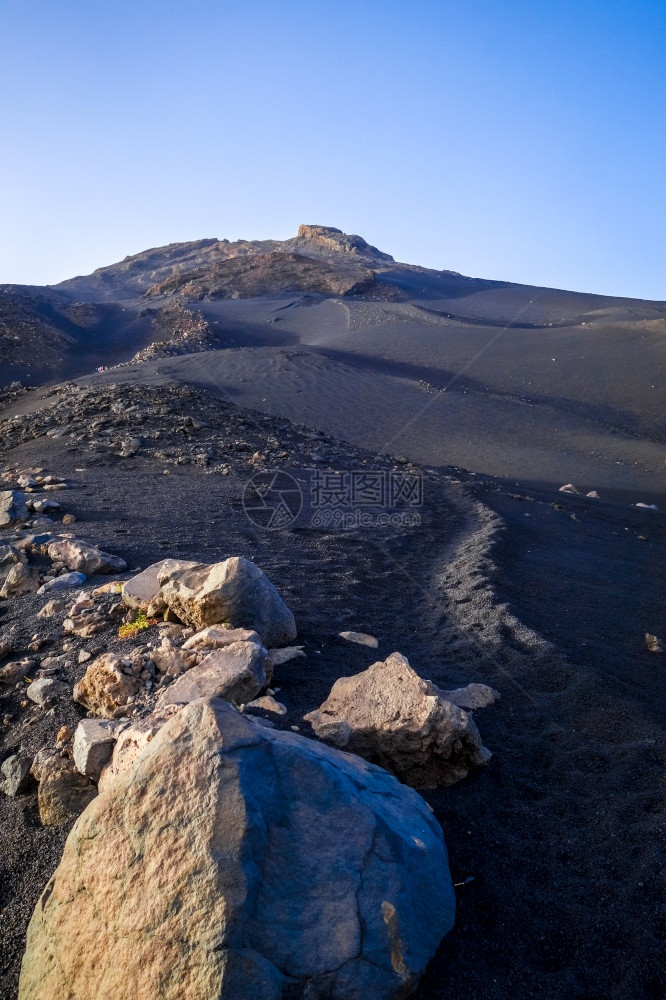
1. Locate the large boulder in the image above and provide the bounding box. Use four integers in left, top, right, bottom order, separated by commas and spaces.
73, 653, 141, 718
0, 490, 28, 528
158, 556, 297, 647
305, 652, 492, 789
47, 538, 127, 575
156, 640, 268, 708
20, 699, 454, 1000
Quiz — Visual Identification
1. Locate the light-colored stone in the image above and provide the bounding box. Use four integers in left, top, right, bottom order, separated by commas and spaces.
47, 538, 127, 575
0, 490, 28, 528
437, 682, 500, 711
30, 748, 96, 827
245, 694, 287, 716
91, 581, 123, 597
157, 640, 267, 708
37, 573, 86, 594
157, 556, 297, 647
97, 706, 181, 792
73, 719, 120, 780
339, 630, 379, 647
181, 624, 261, 650
266, 645, 305, 667
645, 633, 663, 654
150, 645, 195, 677
1, 753, 33, 796
27, 677, 69, 707
558, 483, 578, 494
73, 653, 141, 718
20, 698, 454, 1000
0, 659, 32, 685
0, 562, 40, 599
122, 559, 199, 613
305, 652, 491, 789
37, 598, 67, 618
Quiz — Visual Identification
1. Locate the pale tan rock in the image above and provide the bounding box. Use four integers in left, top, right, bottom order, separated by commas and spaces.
437, 682, 500, 711
0, 659, 32, 685
157, 640, 267, 708
150, 646, 195, 677
181, 624, 261, 650
266, 645, 305, 667
305, 652, 491, 789
157, 556, 296, 647
37, 598, 66, 618
645, 633, 663, 653
245, 695, 287, 716
0, 562, 40, 599
73, 653, 141, 718
339, 630, 378, 648
91, 581, 124, 597
97, 707, 181, 792
19, 698, 454, 1000
122, 559, 198, 613
47, 538, 126, 575
30, 749, 96, 827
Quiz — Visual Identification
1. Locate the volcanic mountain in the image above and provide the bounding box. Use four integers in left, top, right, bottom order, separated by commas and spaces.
1, 224, 664, 494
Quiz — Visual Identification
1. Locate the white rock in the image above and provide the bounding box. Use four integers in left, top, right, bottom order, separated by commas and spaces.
339, 630, 379, 647
73, 719, 121, 780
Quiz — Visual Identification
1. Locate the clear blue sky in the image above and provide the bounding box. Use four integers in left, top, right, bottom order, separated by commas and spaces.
1, 0, 664, 299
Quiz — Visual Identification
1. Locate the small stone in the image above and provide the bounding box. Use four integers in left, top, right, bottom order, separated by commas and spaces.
437, 683, 500, 711
0, 660, 33, 685
245, 695, 288, 715
1, 753, 33, 796
47, 538, 126, 575
157, 641, 268, 708
73, 653, 141, 719
181, 625, 262, 650
37, 572, 87, 594
73, 719, 119, 780
338, 630, 379, 648
558, 484, 578, 494
0, 490, 28, 527
30, 748, 96, 826
62, 514, 77, 525
266, 645, 306, 667
27, 677, 68, 707
645, 633, 664, 654
37, 598, 67, 618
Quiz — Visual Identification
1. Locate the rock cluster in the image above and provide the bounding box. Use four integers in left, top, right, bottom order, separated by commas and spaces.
19, 698, 455, 1000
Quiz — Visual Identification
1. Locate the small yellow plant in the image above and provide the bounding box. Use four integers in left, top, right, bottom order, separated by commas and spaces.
118, 610, 158, 639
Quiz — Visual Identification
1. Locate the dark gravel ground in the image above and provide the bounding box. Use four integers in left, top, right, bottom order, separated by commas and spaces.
1, 382, 665, 1000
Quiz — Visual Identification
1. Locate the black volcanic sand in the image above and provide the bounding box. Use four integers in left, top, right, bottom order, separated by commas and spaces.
63, 284, 666, 501
1, 378, 665, 1000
